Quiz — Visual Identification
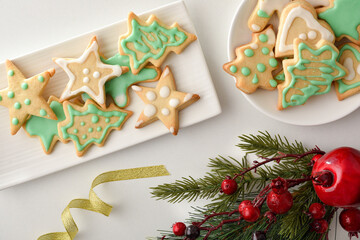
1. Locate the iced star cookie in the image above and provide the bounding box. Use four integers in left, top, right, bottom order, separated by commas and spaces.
223, 26, 280, 93
82, 53, 161, 108
248, 0, 291, 32
58, 99, 132, 157
0, 60, 56, 135
276, 0, 335, 58
119, 12, 197, 75
131, 66, 199, 135
318, 0, 360, 45
335, 43, 360, 101
54, 36, 128, 108
24, 96, 67, 154
278, 39, 347, 110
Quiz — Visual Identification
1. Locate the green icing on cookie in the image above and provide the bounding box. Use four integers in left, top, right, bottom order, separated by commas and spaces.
25, 100, 66, 152
82, 54, 159, 108
319, 0, 360, 40
282, 42, 346, 109
257, 9, 270, 18
337, 44, 360, 94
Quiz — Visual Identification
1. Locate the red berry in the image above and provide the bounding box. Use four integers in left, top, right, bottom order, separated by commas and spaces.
339, 208, 360, 233
309, 203, 326, 219
241, 205, 260, 222
238, 200, 252, 213
312, 147, 360, 207
185, 225, 200, 239
266, 190, 293, 214
221, 179, 238, 195
311, 219, 329, 233
172, 222, 186, 236
271, 177, 288, 195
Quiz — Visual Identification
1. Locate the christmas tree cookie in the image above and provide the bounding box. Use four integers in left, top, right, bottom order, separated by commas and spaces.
54, 36, 128, 108
119, 12, 197, 74
83, 53, 161, 108
0, 60, 56, 135
223, 26, 279, 94
318, 0, 360, 45
278, 39, 347, 110
131, 66, 199, 135
276, 0, 334, 58
248, 0, 291, 32
58, 99, 132, 156
335, 43, 360, 101
24, 96, 67, 154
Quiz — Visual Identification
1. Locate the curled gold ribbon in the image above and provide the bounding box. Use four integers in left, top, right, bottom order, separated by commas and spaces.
38, 165, 170, 240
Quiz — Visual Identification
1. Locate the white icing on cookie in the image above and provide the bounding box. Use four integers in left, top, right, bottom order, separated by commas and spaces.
305, 0, 329, 8
170, 127, 175, 133
115, 94, 126, 106
266, 28, 276, 45
144, 104, 157, 117
162, 67, 170, 77
135, 120, 143, 127
83, 77, 90, 83
357, 64, 360, 75
160, 86, 170, 98
184, 93, 193, 102
252, 24, 261, 31
93, 71, 100, 78
299, 33, 307, 40
169, 98, 180, 107
251, 43, 259, 49
344, 58, 355, 81
83, 68, 89, 74
259, 0, 291, 15
146, 91, 156, 101
131, 85, 142, 92
278, 6, 334, 53
56, 40, 122, 105
161, 108, 170, 116
308, 31, 317, 39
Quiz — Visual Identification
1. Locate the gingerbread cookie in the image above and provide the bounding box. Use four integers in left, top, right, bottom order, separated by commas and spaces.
335, 43, 360, 101
318, 0, 360, 45
276, 0, 335, 58
0, 60, 56, 135
248, 0, 291, 32
119, 12, 197, 74
24, 96, 67, 154
83, 53, 161, 108
54, 36, 128, 108
278, 39, 347, 110
131, 66, 199, 135
58, 99, 132, 157
223, 26, 280, 93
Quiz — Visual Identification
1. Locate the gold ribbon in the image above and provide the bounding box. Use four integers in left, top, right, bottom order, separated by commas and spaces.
37, 165, 170, 240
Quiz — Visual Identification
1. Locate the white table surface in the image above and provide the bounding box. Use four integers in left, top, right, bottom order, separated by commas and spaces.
0, 0, 353, 239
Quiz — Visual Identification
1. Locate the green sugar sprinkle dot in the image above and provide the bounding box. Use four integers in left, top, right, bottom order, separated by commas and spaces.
97, 126, 102, 132
82, 134, 87, 140
92, 115, 99, 123
259, 34, 268, 43
12, 118, 19, 125
21, 82, 28, 90
40, 109, 47, 116
14, 102, 21, 109
257, 63, 266, 73
269, 79, 278, 87
24, 99, 31, 105
8, 70, 14, 76
88, 127, 94, 133
241, 67, 251, 76
105, 118, 110, 123
81, 121, 85, 126
244, 49, 254, 57
73, 129, 79, 134
7, 91, 14, 98
230, 65, 238, 73
269, 58, 278, 67
38, 75, 44, 82
262, 47, 270, 55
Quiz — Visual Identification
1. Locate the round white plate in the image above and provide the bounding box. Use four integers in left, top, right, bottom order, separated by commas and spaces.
228, 0, 360, 126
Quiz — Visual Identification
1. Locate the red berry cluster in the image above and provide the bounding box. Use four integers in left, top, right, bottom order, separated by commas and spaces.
171, 222, 200, 240
306, 203, 328, 234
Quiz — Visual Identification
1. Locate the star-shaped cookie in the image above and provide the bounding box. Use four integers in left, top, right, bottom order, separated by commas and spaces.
0, 60, 56, 135
131, 66, 200, 135
54, 36, 128, 108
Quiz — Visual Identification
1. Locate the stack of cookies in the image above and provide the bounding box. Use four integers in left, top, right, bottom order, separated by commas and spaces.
224, 0, 360, 110
0, 12, 199, 156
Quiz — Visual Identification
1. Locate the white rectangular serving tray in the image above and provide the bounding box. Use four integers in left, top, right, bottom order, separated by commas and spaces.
0, 1, 221, 190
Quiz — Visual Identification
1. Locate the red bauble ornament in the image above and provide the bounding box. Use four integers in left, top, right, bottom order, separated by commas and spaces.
311, 154, 323, 163
239, 201, 260, 222
312, 147, 360, 207
221, 178, 238, 195
172, 222, 186, 236
308, 203, 326, 220
266, 190, 293, 214
310, 219, 329, 233
339, 208, 360, 233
